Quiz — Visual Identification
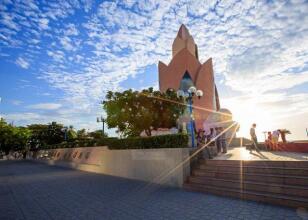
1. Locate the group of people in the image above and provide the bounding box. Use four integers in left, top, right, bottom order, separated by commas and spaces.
196, 126, 228, 157
265, 130, 283, 150
194, 122, 285, 157
250, 123, 286, 152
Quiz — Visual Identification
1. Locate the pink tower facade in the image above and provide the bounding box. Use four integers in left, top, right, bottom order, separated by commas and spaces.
158, 24, 220, 130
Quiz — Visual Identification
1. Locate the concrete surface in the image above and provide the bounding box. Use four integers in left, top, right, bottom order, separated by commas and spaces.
34, 146, 190, 187
214, 147, 308, 161
0, 160, 306, 220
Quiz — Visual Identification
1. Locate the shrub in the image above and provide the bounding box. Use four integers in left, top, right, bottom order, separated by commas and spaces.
41, 134, 188, 150
108, 134, 188, 150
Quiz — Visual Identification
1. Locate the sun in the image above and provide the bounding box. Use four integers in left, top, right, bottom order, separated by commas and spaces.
227, 102, 274, 141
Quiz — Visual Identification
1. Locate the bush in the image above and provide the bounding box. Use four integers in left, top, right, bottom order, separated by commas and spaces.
108, 134, 188, 150
41, 134, 188, 150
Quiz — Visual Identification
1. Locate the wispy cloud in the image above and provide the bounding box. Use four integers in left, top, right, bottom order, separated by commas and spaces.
64, 23, 79, 36
59, 36, 75, 51
38, 18, 49, 30
27, 103, 62, 110
0, 0, 307, 137
4, 112, 43, 123
11, 100, 23, 106
15, 57, 29, 69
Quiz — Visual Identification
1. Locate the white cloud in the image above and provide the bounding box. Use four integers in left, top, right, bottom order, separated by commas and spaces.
27, 103, 62, 110
1, 13, 19, 31
80, 0, 93, 12
64, 23, 79, 36
47, 50, 65, 62
59, 36, 75, 51
0, 0, 307, 139
15, 57, 29, 69
11, 100, 23, 106
38, 18, 49, 30
4, 112, 42, 122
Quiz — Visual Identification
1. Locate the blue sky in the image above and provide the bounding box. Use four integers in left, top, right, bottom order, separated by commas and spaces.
0, 0, 307, 140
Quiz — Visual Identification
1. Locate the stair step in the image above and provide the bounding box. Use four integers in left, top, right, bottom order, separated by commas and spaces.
203, 160, 308, 168
183, 183, 308, 208
188, 176, 308, 198
198, 164, 308, 176
193, 169, 308, 186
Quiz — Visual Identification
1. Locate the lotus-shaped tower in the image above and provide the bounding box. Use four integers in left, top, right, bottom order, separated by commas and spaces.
158, 24, 220, 129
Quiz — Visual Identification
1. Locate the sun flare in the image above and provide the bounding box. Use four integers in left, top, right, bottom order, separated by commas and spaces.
226, 102, 274, 141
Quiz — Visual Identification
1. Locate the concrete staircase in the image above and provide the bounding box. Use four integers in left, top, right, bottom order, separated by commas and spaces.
184, 159, 308, 208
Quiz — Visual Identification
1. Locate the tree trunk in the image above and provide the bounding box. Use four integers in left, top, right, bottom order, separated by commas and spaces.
145, 129, 152, 136
281, 132, 286, 143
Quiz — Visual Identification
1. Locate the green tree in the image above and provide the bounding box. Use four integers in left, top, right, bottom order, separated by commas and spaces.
0, 118, 31, 154
27, 124, 49, 149
0, 118, 13, 154
11, 126, 31, 151
77, 129, 87, 139
27, 122, 65, 148
67, 125, 77, 141
88, 130, 108, 139
45, 122, 65, 144
103, 88, 185, 137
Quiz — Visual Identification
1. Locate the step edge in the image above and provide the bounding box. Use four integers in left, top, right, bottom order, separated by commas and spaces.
193, 170, 308, 179
188, 176, 308, 190
199, 164, 308, 170
183, 183, 308, 203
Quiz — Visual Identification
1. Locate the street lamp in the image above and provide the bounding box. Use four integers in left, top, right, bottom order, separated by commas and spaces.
97, 116, 106, 137
177, 86, 203, 148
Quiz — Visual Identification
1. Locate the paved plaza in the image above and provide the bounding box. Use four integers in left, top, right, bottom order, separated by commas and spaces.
214, 147, 308, 161
0, 160, 307, 220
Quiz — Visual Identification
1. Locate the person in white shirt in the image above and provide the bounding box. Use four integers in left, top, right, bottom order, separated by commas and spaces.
272, 130, 280, 150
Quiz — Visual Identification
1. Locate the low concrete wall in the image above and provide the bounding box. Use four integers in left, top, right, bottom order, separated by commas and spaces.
31, 146, 190, 187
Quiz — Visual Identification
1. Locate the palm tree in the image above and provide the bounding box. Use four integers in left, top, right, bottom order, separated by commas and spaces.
279, 129, 291, 143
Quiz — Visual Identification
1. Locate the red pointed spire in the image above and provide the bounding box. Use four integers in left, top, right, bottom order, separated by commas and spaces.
177, 24, 190, 39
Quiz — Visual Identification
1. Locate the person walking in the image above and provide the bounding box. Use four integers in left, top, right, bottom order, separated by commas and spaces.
250, 123, 259, 153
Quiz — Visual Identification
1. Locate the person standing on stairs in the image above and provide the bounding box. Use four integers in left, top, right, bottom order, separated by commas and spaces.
220, 127, 227, 153
196, 129, 203, 147
215, 127, 222, 154
250, 123, 259, 153
203, 124, 211, 144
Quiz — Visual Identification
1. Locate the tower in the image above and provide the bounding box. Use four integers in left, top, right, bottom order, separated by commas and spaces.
158, 24, 220, 130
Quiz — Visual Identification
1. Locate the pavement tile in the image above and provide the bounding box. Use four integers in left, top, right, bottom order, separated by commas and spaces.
0, 160, 304, 220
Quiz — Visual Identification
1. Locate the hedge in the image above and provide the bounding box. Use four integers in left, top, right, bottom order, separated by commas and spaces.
41, 134, 188, 150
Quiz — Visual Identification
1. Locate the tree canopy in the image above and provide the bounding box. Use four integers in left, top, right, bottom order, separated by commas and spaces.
0, 118, 107, 154
27, 122, 66, 148
0, 118, 31, 154
103, 87, 185, 137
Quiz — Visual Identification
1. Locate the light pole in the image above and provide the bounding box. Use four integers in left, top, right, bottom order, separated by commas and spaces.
97, 116, 106, 137
177, 86, 203, 148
